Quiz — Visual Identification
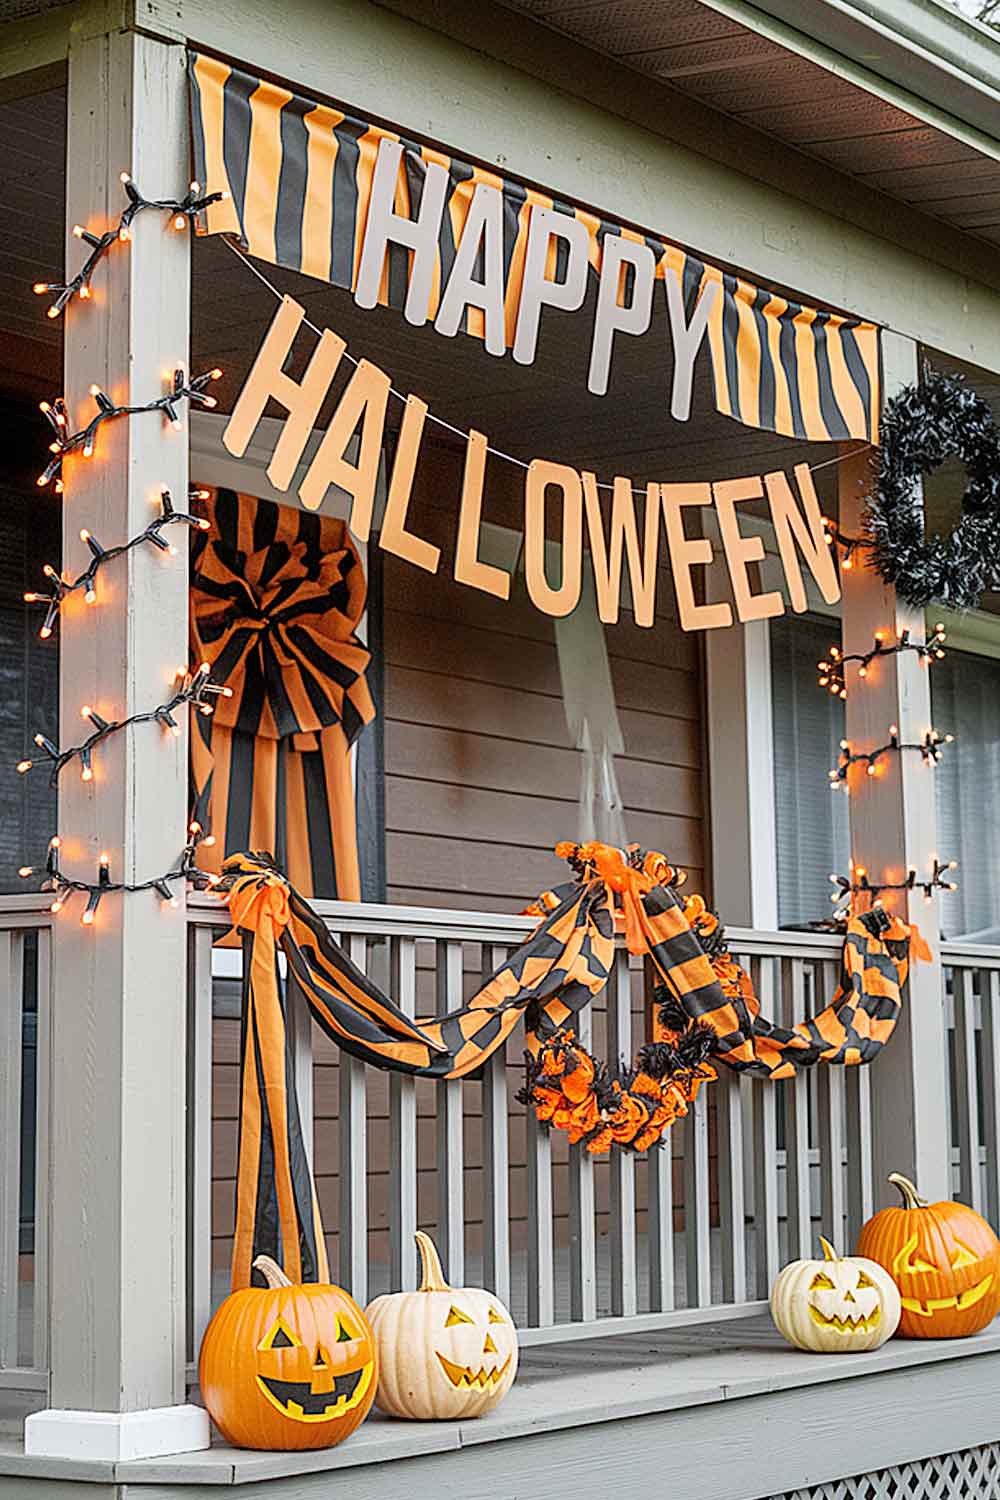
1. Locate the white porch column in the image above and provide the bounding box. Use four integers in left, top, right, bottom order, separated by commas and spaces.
25, 26, 208, 1461
839, 331, 950, 1204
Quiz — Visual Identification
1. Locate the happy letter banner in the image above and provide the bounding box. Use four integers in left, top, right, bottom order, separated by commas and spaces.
188, 52, 880, 446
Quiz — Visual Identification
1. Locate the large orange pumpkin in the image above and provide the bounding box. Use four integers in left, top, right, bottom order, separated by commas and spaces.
857, 1173, 1000, 1339
198, 1256, 377, 1450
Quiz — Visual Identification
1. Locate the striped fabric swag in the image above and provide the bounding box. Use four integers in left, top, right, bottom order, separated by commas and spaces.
221, 844, 912, 1285
190, 488, 374, 900
187, 52, 880, 446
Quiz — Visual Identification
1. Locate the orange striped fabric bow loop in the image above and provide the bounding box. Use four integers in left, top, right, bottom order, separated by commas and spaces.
190, 488, 375, 901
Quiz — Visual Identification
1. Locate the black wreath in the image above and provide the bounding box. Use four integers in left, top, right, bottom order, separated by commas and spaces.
865, 371, 1000, 610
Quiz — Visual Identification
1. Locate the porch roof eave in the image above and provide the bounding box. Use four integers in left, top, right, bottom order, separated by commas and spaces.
694, 0, 1000, 155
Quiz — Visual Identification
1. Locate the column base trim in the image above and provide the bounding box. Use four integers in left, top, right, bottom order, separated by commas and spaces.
24, 1403, 210, 1461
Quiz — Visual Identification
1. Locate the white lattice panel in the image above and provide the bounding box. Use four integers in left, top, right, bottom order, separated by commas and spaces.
775, 1444, 1000, 1500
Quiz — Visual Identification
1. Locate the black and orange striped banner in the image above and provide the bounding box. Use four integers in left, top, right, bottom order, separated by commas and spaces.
190, 488, 374, 901
188, 52, 880, 446
221, 843, 913, 1285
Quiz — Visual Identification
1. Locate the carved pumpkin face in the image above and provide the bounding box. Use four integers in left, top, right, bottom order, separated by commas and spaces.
770, 1238, 900, 1353
198, 1257, 377, 1450
365, 1232, 519, 1419
857, 1173, 1000, 1338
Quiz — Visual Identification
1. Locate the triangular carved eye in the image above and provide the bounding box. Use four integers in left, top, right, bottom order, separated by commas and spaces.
809, 1273, 835, 1291
951, 1239, 979, 1270
857, 1272, 874, 1289
258, 1318, 299, 1350
488, 1307, 505, 1324
337, 1320, 356, 1342
445, 1305, 474, 1327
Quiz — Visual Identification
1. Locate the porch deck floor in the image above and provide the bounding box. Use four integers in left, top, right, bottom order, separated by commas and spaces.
4, 1314, 1000, 1491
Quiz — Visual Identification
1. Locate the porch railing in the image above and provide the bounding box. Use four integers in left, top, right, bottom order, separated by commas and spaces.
3, 893, 999, 1390
184, 900, 864, 1354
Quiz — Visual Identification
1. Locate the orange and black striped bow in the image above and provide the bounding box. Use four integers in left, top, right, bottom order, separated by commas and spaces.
190, 489, 374, 900
220, 843, 915, 1284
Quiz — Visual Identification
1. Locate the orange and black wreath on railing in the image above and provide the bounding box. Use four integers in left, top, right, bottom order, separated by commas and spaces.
216, 840, 921, 1286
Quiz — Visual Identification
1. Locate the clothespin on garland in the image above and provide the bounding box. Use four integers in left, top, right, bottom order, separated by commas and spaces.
16, 663, 233, 785
33, 174, 226, 319
36, 369, 222, 491
828, 724, 954, 789
19, 824, 222, 924
829, 857, 959, 914
24, 488, 210, 637
818, 623, 947, 699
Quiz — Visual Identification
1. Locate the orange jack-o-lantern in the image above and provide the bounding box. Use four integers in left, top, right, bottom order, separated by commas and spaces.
857, 1173, 1000, 1339
365, 1232, 518, 1419
198, 1256, 377, 1449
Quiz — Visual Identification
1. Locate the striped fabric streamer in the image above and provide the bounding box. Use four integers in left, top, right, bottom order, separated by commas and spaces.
190, 488, 374, 900
187, 52, 880, 445
220, 843, 912, 1284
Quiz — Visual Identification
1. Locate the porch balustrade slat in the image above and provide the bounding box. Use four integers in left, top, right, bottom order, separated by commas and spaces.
568, 1000, 596, 1323
783, 959, 812, 1261
752, 956, 781, 1299
187, 925, 214, 1365
718, 1068, 747, 1305
684, 1090, 711, 1308
818, 959, 847, 1256
32, 927, 51, 1372
0, 932, 22, 1367
389, 937, 418, 1291
845, 1065, 874, 1242
647, 1140, 675, 1312
609, 951, 637, 1318
526, 1111, 554, 1327
339, 933, 368, 1304
481, 945, 511, 1307
952, 966, 982, 1213
436, 941, 465, 1287
979, 970, 1000, 1230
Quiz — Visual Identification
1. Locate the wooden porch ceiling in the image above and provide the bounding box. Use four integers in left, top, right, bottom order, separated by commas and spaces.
500, 0, 1000, 248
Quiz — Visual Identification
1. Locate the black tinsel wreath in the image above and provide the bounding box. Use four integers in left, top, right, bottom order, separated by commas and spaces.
865, 371, 1000, 610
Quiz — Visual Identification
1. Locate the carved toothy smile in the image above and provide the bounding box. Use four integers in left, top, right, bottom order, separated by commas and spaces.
437, 1352, 512, 1389
808, 1305, 881, 1333
900, 1275, 994, 1319
256, 1362, 374, 1423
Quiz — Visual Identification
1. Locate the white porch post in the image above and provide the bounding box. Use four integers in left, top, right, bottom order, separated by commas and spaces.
25, 25, 208, 1461
839, 331, 950, 1204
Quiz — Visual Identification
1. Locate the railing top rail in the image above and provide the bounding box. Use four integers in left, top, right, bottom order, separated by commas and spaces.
941, 939, 1000, 967
726, 926, 842, 958
186, 894, 860, 958
185, 891, 539, 943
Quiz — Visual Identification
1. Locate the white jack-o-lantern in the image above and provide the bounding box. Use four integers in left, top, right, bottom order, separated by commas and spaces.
770, 1237, 901, 1353
364, 1232, 518, 1419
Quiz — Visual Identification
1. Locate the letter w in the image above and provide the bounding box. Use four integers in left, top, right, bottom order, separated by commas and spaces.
583, 473, 660, 627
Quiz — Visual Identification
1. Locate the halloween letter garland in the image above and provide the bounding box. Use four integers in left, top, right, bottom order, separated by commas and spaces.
222, 297, 842, 633
219, 840, 917, 1283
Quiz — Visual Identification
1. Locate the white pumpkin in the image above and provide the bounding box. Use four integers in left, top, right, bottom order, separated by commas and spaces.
770, 1236, 901, 1353
364, 1232, 518, 1419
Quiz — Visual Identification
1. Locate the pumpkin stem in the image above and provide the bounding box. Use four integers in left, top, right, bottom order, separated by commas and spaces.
415, 1231, 451, 1292
818, 1236, 839, 1262
888, 1172, 929, 1210
253, 1254, 294, 1289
